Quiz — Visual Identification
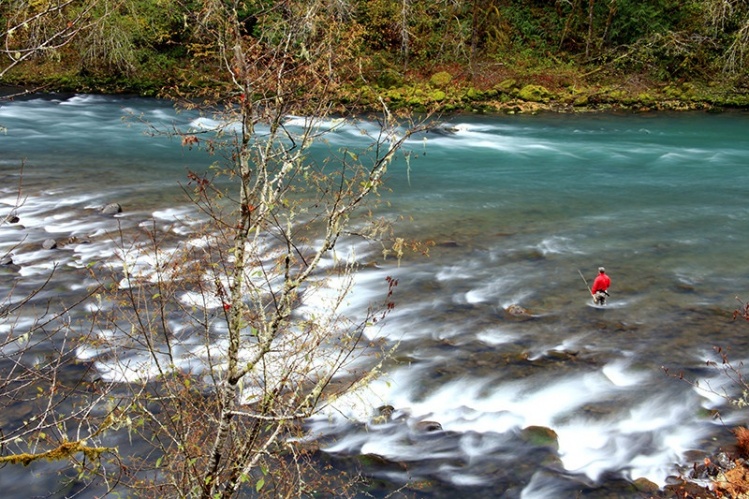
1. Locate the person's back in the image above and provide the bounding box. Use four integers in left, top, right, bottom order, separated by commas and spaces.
591, 267, 611, 305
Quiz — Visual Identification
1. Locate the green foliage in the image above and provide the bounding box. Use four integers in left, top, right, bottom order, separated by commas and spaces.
497, 1, 565, 53
607, 0, 683, 46
355, 0, 401, 52
4, 0, 749, 104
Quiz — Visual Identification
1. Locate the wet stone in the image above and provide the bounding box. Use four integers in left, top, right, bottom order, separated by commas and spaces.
506, 304, 530, 316
545, 350, 580, 362
357, 453, 408, 472
414, 420, 443, 432
100, 202, 122, 215
42, 238, 57, 250
371, 405, 395, 425
502, 304, 534, 321
520, 425, 559, 451
632, 477, 659, 493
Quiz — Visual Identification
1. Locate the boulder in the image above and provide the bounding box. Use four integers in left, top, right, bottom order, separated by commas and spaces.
100, 203, 122, 215
370, 405, 395, 425
632, 477, 660, 493
520, 425, 559, 451
42, 238, 57, 250
518, 84, 552, 103
429, 71, 452, 88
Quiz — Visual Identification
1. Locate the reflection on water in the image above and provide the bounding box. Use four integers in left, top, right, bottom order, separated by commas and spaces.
2, 95, 749, 497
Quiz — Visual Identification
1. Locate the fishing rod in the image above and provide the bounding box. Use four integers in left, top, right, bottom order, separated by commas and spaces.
578, 269, 592, 295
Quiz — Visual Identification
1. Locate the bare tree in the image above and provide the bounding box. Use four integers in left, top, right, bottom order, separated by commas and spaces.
68, 1, 428, 497
0, 0, 429, 496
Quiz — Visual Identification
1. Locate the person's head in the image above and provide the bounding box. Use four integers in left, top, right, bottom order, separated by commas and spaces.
598, 267, 605, 274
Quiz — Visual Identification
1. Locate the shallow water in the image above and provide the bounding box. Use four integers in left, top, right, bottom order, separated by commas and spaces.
2, 95, 749, 497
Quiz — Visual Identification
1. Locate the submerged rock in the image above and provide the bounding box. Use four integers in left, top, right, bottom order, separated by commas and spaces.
425, 123, 459, 136
357, 453, 408, 472
506, 304, 532, 317
414, 420, 443, 432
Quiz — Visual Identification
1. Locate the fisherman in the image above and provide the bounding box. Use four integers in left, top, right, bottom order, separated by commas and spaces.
591, 267, 611, 305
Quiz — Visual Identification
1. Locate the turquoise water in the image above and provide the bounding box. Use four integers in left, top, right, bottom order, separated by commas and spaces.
2, 95, 749, 497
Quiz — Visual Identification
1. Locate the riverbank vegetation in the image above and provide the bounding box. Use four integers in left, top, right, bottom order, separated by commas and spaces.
4, 0, 749, 111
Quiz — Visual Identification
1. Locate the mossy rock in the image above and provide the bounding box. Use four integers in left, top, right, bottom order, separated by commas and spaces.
430, 71, 452, 88
573, 94, 589, 106
495, 78, 517, 92
464, 87, 485, 100
637, 92, 655, 104
607, 89, 628, 101
429, 89, 447, 102
632, 477, 660, 493
518, 84, 551, 103
520, 425, 559, 451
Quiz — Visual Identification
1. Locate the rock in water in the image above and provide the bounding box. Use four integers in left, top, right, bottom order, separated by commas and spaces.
506, 304, 531, 317
42, 238, 57, 250
415, 420, 443, 432
100, 203, 122, 215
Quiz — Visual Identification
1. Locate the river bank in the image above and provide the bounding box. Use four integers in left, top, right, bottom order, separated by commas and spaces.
4, 59, 749, 116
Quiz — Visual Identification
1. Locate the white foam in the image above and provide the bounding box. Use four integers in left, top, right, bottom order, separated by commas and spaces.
476, 328, 520, 345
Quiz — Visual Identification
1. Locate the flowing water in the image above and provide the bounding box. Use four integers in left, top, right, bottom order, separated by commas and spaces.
2, 94, 749, 497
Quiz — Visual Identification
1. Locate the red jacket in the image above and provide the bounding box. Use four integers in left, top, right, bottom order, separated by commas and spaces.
592, 273, 611, 294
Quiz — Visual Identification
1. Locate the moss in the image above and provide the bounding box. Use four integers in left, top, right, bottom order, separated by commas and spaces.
608, 89, 627, 100
495, 78, 518, 92
518, 84, 551, 103
573, 94, 589, 106
663, 85, 683, 99
637, 92, 655, 103
429, 89, 447, 101
0, 440, 112, 466
464, 87, 485, 100
386, 88, 403, 101
429, 71, 452, 88
520, 425, 559, 451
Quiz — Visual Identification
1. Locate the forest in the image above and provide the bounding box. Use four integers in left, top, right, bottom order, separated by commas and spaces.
4, 0, 749, 111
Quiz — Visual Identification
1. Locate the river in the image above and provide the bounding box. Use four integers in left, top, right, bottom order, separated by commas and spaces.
1, 94, 749, 498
